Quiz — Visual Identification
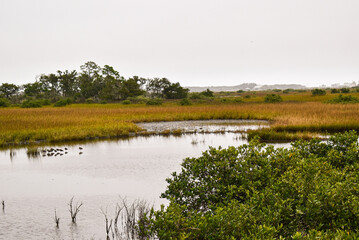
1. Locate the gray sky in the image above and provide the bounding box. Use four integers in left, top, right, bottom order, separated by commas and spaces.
1, 0, 358, 87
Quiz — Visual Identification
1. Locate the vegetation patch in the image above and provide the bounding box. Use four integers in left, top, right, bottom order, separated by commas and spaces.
311, 88, 326, 96
122, 99, 131, 105
179, 98, 192, 106
2, 97, 359, 146
247, 129, 322, 142
326, 94, 359, 104
264, 94, 283, 103
146, 98, 163, 106
144, 131, 359, 239
53, 98, 72, 107
0, 98, 10, 107
20, 99, 43, 108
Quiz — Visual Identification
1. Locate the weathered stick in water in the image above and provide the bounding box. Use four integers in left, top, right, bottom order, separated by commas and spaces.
113, 204, 123, 239
68, 197, 83, 223
54, 209, 60, 227
101, 209, 113, 240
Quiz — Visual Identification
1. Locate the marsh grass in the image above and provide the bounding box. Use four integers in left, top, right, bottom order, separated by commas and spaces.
1, 100, 359, 146
248, 129, 324, 142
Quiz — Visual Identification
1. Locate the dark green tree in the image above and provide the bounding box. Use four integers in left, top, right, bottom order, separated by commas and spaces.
23, 82, 44, 97
78, 61, 103, 100
0, 83, 19, 99
311, 88, 326, 96
119, 76, 146, 100
146, 78, 171, 98
57, 70, 78, 97
163, 82, 189, 99
201, 88, 214, 97
39, 73, 60, 99
264, 94, 283, 103
99, 65, 123, 101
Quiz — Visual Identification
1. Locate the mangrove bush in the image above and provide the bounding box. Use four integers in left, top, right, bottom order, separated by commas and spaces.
147, 131, 359, 239
264, 94, 283, 103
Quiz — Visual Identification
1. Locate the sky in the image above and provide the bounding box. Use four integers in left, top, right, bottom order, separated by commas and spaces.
1, 0, 358, 87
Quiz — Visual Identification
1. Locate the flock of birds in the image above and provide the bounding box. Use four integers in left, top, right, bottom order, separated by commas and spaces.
40, 146, 83, 157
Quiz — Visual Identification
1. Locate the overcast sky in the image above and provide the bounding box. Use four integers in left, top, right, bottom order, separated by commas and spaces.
1, 0, 358, 87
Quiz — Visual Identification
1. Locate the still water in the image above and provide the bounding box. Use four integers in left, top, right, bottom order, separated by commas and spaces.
0, 121, 287, 240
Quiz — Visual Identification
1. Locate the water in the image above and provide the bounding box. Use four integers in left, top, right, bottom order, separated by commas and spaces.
137, 119, 269, 133
0, 121, 287, 240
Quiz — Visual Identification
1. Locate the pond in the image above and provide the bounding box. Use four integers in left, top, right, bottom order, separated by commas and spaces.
0, 120, 287, 240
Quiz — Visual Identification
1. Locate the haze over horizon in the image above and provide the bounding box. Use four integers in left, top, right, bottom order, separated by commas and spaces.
1, 0, 358, 88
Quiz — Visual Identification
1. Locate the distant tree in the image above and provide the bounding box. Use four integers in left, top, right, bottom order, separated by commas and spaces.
57, 70, 78, 97
39, 73, 60, 99
0, 83, 19, 99
201, 88, 214, 97
264, 94, 283, 103
119, 76, 146, 100
340, 88, 350, 93
23, 82, 44, 97
331, 89, 340, 94
78, 61, 103, 100
163, 82, 189, 99
311, 89, 326, 96
99, 65, 123, 101
146, 78, 171, 98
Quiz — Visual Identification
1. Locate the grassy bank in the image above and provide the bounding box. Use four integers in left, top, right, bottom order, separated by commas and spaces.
1, 101, 359, 147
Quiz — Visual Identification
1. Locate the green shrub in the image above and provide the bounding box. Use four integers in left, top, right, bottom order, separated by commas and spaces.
100, 100, 107, 104
146, 98, 163, 105
340, 88, 350, 93
85, 98, 95, 104
233, 97, 243, 103
283, 88, 294, 94
282, 89, 290, 94
244, 95, 251, 99
0, 98, 10, 107
326, 94, 359, 104
236, 90, 244, 93
53, 98, 72, 107
122, 100, 131, 105
20, 99, 43, 108
296, 89, 307, 93
311, 88, 326, 96
331, 88, 340, 94
189, 93, 203, 100
127, 96, 149, 104
264, 94, 283, 103
200, 89, 214, 97
179, 98, 192, 106
38, 99, 51, 106
149, 131, 359, 239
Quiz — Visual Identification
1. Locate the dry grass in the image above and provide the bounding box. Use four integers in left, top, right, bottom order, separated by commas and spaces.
1, 101, 359, 146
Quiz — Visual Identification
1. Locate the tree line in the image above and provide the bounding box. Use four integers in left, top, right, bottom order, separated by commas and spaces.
0, 61, 189, 104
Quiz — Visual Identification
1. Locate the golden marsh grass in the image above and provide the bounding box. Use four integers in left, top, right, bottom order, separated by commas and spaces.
1, 101, 359, 146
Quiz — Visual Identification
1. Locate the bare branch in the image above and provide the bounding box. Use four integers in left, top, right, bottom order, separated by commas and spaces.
54, 209, 60, 227
68, 196, 83, 223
